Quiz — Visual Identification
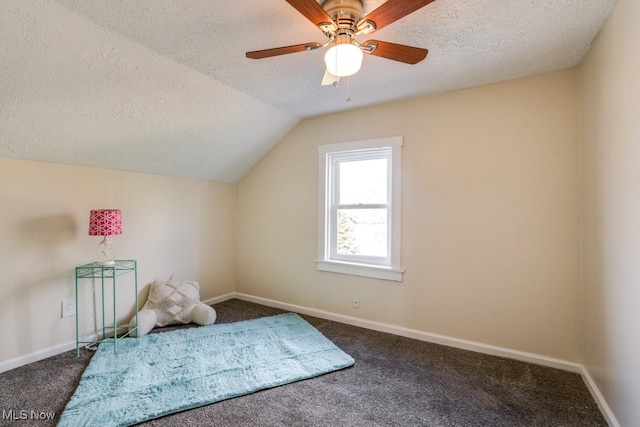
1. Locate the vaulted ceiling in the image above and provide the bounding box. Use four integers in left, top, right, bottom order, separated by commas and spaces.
0, 0, 617, 182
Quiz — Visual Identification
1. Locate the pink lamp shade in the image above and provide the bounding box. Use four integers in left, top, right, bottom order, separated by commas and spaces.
89, 209, 122, 236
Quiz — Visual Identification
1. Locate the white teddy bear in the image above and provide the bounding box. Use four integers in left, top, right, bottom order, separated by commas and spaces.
129, 275, 216, 337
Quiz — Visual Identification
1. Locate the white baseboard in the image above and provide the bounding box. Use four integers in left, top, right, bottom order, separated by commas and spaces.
0, 295, 236, 375
234, 293, 581, 372
233, 292, 618, 426
0, 291, 618, 426
0, 340, 77, 374
202, 292, 236, 306
579, 365, 620, 427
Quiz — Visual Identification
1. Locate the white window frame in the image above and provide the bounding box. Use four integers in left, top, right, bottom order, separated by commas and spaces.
317, 136, 403, 282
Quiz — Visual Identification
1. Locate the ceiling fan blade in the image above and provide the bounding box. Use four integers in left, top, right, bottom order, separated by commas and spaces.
363, 40, 428, 64
321, 69, 340, 86
246, 42, 322, 59
359, 0, 437, 32
285, 0, 334, 27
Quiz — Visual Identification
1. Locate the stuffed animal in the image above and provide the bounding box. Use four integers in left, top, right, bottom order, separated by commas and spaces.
129, 275, 216, 337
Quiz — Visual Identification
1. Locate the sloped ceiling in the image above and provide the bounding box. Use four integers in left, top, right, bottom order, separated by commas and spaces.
0, 0, 617, 182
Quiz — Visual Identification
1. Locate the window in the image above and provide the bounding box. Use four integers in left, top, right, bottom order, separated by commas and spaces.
317, 136, 403, 281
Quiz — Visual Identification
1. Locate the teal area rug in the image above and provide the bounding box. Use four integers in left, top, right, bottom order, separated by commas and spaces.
59, 313, 354, 427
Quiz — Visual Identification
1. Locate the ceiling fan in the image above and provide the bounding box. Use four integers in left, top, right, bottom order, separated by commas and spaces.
246, 0, 437, 85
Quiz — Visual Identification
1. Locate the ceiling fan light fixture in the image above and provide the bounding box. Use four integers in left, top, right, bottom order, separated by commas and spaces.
324, 43, 363, 77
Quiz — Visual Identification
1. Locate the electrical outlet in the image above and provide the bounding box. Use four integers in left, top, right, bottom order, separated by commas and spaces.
352, 296, 360, 309
61, 299, 75, 318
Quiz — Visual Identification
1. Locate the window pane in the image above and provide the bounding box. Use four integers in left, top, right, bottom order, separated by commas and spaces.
337, 209, 387, 257
339, 158, 387, 205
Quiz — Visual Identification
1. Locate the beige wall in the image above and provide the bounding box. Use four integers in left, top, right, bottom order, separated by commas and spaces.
581, 0, 640, 424
236, 69, 582, 361
0, 158, 235, 363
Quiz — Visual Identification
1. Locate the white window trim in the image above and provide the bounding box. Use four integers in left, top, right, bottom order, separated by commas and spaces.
317, 136, 403, 282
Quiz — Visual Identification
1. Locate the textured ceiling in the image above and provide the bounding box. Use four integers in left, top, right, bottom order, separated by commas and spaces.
0, 0, 617, 182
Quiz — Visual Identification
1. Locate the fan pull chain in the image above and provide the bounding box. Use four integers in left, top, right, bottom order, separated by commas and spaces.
345, 76, 351, 103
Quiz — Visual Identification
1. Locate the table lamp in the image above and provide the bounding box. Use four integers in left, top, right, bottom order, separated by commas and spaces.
89, 209, 122, 265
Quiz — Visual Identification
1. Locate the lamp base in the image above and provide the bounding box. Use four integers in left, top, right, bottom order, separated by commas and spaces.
96, 236, 116, 265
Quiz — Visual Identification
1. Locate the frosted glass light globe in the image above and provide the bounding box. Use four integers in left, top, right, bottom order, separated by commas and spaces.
324, 43, 364, 77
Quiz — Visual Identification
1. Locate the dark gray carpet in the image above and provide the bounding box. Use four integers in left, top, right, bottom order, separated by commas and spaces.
0, 299, 606, 426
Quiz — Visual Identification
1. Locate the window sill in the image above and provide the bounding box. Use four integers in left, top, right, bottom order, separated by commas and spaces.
316, 260, 404, 282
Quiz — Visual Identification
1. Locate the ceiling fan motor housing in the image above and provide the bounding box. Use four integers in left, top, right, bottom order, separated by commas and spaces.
322, 0, 364, 42
322, 0, 364, 23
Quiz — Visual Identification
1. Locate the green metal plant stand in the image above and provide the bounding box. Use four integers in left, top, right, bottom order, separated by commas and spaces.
74, 260, 138, 356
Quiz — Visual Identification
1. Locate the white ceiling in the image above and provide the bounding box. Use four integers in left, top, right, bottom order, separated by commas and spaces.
0, 0, 617, 182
